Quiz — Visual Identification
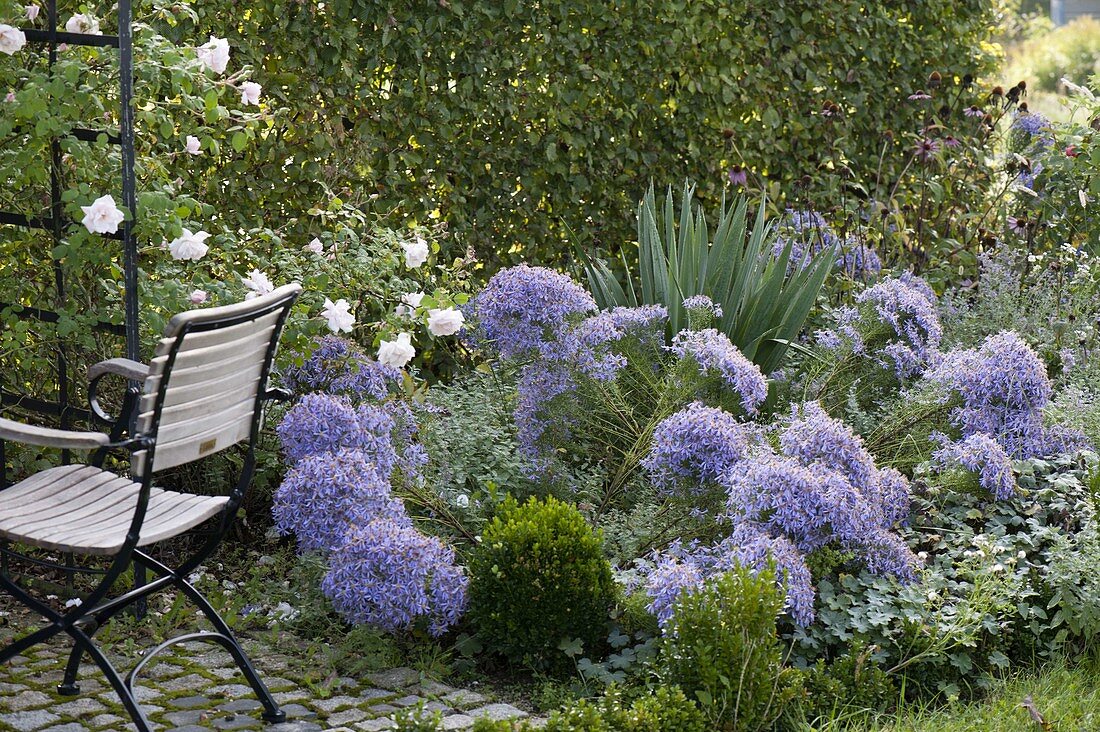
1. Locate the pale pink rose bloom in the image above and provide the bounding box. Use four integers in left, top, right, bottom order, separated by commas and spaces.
377, 333, 415, 369
241, 269, 274, 300
402, 236, 429, 268
0, 25, 27, 55
239, 81, 261, 106
64, 13, 100, 35
4, 92, 14, 103
189, 290, 208, 304
321, 298, 355, 334
185, 135, 201, 155
427, 307, 465, 336
304, 238, 324, 255
196, 36, 230, 75
24, 6, 39, 22
80, 195, 125, 234
168, 229, 211, 261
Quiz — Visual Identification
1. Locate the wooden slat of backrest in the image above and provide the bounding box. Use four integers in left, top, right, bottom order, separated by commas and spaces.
136, 309, 281, 474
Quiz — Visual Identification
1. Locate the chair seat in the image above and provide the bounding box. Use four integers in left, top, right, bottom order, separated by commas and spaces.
0, 465, 229, 556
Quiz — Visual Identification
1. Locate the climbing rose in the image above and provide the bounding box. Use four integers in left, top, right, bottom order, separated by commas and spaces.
0, 25, 26, 55
80, 195, 125, 234
185, 135, 201, 155
189, 290, 208, 305
377, 333, 416, 369
427, 307, 465, 336
239, 81, 261, 106
402, 236, 429, 268
396, 291, 424, 317
64, 13, 100, 34
168, 228, 210, 261
241, 269, 274, 299
322, 298, 355, 334
24, 6, 38, 21
304, 238, 324, 255
196, 36, 230, 74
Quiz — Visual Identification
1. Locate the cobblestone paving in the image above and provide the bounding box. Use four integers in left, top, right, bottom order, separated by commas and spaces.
0, 624, 542, 732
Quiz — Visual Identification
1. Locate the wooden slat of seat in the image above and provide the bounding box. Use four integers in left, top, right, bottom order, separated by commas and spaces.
153, 309, 282, 355
0, 466, 228, 555
145, 338, 271, 390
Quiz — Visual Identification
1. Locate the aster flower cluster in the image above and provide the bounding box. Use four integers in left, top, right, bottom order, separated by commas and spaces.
283, 336, 399, 400
927, 331, 1089, 458
818, 275, 941, 380
1011, 112, 1053, 149
469, 264, 596, 360
682, 295, 724, 330
773, 209, 882, 280
322, 519, 468, 636
273, 342, 467, 636
642, 400, 917, 628
932, 432, 1016, 500
643, 401, 761, 497
671, 329, 768, 414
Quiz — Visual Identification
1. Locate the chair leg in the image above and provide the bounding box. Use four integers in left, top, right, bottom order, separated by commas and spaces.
58, 618, 98, 696
171, 575, 286, 723
69, 628, 156, 732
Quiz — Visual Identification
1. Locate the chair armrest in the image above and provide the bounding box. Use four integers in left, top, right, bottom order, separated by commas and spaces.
88, 358, 150, 382
0, 417, 111, 449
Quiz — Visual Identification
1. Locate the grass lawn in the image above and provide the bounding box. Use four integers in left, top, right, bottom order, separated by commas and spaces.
825, 653, 1100, 731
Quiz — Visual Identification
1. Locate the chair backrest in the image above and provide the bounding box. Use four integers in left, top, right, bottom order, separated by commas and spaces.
131, 284, 301, 477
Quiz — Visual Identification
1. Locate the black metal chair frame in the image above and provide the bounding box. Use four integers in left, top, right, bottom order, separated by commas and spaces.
0, 285, 300, 731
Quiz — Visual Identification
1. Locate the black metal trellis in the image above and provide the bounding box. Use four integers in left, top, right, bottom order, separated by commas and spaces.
0, 0, 140, 491
0, 0, 140, 595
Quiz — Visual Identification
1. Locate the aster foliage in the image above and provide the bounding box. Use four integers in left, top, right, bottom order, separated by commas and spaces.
671, 329, 769, 414
932, 432, 1016, 500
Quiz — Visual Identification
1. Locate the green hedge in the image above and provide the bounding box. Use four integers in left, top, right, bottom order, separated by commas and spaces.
183, 0, 997, 266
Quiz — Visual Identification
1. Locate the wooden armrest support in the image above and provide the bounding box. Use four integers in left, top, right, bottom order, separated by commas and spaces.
0, 417, 111, 449
88, 358, 150, 382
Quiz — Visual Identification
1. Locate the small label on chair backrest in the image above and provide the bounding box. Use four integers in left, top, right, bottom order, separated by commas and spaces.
199, 438, 217, 454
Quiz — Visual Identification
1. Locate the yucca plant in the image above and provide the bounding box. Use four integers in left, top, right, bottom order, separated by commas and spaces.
576, 182, 833, 375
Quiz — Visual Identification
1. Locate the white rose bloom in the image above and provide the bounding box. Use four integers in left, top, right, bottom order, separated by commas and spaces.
321, 297, 355, 334
80, 194, 125, 234
25, 5, 39, 21
239, 81, 261, 106
0, 25, 27, 55
427, 307, 465, 336
168, 228, 211, 261
196, 36, 230, 75
241, 269, 274, 299
64, 13, 100, 35
402, 236, 429, 268
455, 494, 470, 509
185, 135, 201, 155
304, 238, 324, 255
189, 289, 208, 304
377, 332, 416, 369
396, 291, 425, 317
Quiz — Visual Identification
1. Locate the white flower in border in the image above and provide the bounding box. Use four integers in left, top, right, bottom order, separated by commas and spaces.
1080, 189, 1090, 208
0, 25, 27, 55
24, 6, 39, 22
396, 291, 425, 317
304, 237, 324, 255
377, 332, 416, 369
168, 228, 211, 261
239, 81, 261, 106
64, 13, 100, 35
189, 289, 208, 304
4, 92, 14, 103
402, 236, 429, 268
196, 36, 230, 75
455, 494, 470, 509
80, 194, 125, 234
427, 307, 465, 336
321, 297, 355, 334
241, 269, 273, 300
185, 135, 201, 155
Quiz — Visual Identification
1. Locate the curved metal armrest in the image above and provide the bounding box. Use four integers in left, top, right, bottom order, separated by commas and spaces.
0, 416, 111, 450
88, 358, 149, 427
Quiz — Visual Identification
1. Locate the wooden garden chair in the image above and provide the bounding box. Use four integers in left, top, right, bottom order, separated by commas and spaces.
0, 283, 301, 731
